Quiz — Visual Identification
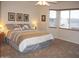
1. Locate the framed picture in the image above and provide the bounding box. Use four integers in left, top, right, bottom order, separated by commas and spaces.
16, 13, 23, 21
41, 15, 46, 22
8, 12, 15, 21
24, 14, 29, 22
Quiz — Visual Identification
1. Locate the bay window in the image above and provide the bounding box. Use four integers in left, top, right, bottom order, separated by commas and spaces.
60, 10, 79, 30
49, 9, 79, 30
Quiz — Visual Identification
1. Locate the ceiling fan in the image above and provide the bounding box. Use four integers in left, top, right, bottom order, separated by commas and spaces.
35, 1, 57, 6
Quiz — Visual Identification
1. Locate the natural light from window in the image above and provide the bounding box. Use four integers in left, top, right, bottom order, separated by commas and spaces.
49, 10, 56, 27
70, 10, 79, 29
49, 10, 79, 30
60, 11, 69, 28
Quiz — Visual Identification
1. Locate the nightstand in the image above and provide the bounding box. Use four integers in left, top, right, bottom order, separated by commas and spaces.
0, 32, 5, 46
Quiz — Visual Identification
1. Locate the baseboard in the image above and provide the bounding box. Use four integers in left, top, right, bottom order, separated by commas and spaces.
55, 37, 79, 45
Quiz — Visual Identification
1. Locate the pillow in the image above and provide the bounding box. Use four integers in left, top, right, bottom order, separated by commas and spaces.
6, 24, 15, 31
22, 25, 30, 30
14, 25, 22, 31
14, 28, 21, 31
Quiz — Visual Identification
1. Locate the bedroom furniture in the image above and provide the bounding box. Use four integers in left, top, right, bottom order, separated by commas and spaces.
0, 24, 5, 45
0, 32, 5, 45
7, 31, 54, 53
6, 24, 54, 53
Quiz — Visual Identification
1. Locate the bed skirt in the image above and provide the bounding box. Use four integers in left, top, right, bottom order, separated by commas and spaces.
8, 39, 53, 53
22, 39, 53, 53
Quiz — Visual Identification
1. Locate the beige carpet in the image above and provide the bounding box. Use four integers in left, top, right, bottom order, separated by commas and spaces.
0, 39, 79, 58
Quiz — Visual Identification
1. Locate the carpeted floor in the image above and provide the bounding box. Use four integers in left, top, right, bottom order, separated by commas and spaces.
0, 39, 79, 58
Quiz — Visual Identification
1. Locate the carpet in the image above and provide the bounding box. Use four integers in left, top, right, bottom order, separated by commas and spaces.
0, 39, 79, 58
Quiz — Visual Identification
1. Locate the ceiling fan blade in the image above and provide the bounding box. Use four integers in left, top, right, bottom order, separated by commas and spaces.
47, 1, 57, 4
35, 1, 50, 6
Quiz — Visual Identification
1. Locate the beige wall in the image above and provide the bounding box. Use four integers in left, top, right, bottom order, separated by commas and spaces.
0, 2, 1, 20
37, 6, 49, 31
58, 29, 79, 44
1, 1, 40, 30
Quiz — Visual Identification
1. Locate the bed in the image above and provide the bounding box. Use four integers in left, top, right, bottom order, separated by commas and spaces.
6, 24, 54, 53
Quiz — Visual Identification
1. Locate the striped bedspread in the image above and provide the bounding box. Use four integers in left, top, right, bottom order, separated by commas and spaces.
7, 31, 50, 45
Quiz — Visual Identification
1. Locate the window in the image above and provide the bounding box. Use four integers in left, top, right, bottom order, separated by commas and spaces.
70, 10, 79, 29
60, 10, 79, 30
49, 9, 79, 30
60, 10, 69, 28
49, 10, 56, 27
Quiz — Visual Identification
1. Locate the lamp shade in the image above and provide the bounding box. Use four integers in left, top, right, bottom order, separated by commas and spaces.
0, 25, 4, 32
32, 20, 37, 30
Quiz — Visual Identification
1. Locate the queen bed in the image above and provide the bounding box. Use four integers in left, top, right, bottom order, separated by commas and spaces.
6, 24, 54, 53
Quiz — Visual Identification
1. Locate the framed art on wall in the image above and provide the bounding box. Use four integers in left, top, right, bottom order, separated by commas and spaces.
16, 13, 23, 21
24, 14, 29, 22
8, 12, 15, 21
41, 15, 46, 22
8, 12, 30, 22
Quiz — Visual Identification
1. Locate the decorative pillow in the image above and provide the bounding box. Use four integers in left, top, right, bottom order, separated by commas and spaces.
22, 25, 31, 30
14, 28, 21, 31
6, 24, 15, 31
14, 25, 22, 31
6, 24, 31, 31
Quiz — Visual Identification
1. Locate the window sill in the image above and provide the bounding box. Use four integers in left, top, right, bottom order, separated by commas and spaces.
59, 28, 79, 31
49, 27, 57, 28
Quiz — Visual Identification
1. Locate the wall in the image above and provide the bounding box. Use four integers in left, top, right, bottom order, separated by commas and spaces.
1, 1, 40, 30
49, 1, 79, 44
58, 29, 79, 44
0, 2, 1, 20
37, 6, 49, 31
49, 1, 79, 9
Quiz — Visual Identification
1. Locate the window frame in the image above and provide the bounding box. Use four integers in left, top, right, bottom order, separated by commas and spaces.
48, 10, 57, 28
60, 10, 70, 29
49, 9, 79, 31
59, 9, 79, 31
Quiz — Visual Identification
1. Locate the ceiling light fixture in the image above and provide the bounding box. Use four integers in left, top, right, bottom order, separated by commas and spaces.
35, 1, 50, 6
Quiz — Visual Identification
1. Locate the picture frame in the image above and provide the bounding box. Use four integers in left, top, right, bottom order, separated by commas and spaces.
8, 12, 15, 21
16, 13, 23, 21
24, 14, 29, 22
41, 15, 46, 22
8, 12, 29, 22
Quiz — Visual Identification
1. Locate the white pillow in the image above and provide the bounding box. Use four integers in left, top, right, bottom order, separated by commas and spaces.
22, 25, 30, 30
14, 27, 22, 31
14, 25, 22, 31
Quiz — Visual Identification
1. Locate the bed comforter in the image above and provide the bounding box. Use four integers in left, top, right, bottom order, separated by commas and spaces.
7, 30, 54, 53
